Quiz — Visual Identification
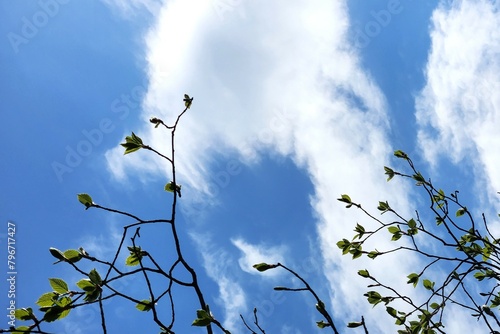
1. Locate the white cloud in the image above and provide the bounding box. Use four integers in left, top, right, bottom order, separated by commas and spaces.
416, 0, 500, 203
105, 0, 426, 332
190, 232, 247, 330
231, 238, 287, 276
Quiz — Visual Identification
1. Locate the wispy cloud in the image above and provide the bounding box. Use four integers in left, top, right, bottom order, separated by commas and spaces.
190, 232, 247, 330
416, 0, 500, 203
231, 238, 287, 276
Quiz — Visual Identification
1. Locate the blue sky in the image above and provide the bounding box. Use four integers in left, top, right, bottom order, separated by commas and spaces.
1, 0, 500, 333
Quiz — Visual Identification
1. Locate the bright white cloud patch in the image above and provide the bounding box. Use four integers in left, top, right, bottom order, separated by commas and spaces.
232, 238, 286, 276
105, 0, 424, 332
416, 0, 500, 201
190, 232, 247, 330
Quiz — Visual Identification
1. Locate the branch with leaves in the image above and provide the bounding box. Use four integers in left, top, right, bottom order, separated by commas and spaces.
337, 150, 500, 334
3, 95, 230, 334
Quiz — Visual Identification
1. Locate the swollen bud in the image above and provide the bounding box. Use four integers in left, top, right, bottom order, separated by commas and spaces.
149, 117, 162, 128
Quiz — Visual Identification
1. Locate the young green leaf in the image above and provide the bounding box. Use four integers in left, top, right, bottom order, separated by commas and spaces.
14, 308, 34, 321
192, 309, 212, 327
76, 279, 96, 292
364, 291, 382, 306
423, 279, 435, 291
84, 289, 101, 302
253, 263, 278, 272
347, 322, 363, 328
63, 249, 82, 263
77, 193, 93, 209
377, 201, 391, 213
386, 306, 398, 318
394, 150, 408, 159
89, 268, 102, 285
407, 273, 419, 288
367, 250, 380, 259
184, 94, 193, 109
36, 292, 57, 308
120, 132, 144, 155
456, 207, 467, 217
384, 166, 395, 181
11, 326, 31, 334
388, 226, 400, 234
358, 269, 370, 278
136, 300, 153, 312
317, 320, 330, 328
49, 247, 66, 262
430, 302, 441, 310
49, 278, 69, 294
338, 194, 351, 203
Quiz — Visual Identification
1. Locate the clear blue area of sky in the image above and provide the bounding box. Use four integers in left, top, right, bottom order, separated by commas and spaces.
0, 1, 486, 333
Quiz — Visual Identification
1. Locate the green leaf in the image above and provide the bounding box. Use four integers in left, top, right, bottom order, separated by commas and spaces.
84, 289, 101, 302
89, 269, 102, 285
63, 249, 82, 263
11, 326, 31, 334
347, 322, 363, 328
164, 181, 181, 196
407, 273, 419, 288
377, 201, 390, 213
192, 318, 211, 327
184, 94, 193, 109
386, 306, 398, 318
364, 291, 382, 306
412, 172, 426, 184
136, 299, 153, 312
367, 251, 380, 259
338, 194, 351, 203
358, 269, 370, 278
354, 223, 365, 234
15, 308, 34, 321
349, 243, 363, 259
126, 254, 141, 266
121, 132, 144, 155
76, 279, 96, 292
408, 219, 417, 229
394, 150, 408, 159
43, 306, 66, 322
317, 320, 330, 328
423, 279, 435, 291
192, 309, 212, 327
391, 232, 402, 241
49, 247, 66, 262
456, 208, 467, 217
474, 271, 487, 281
165, 181, 175, 192
36, 292, 57, 307
384, 166, 395, 181
336, 239, 351, 255
49, 278, 69, 294
77, 193, 93, 209
253, 263, 278, 272
430, 302, 440, 310
120, 142, 142, 154
388, 226, 400, 234
126, 246, 147, 266
337, 194, 353, 208
57, 296, 71, 310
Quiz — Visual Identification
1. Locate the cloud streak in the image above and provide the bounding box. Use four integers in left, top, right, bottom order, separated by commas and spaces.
416, 0, 500, 203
